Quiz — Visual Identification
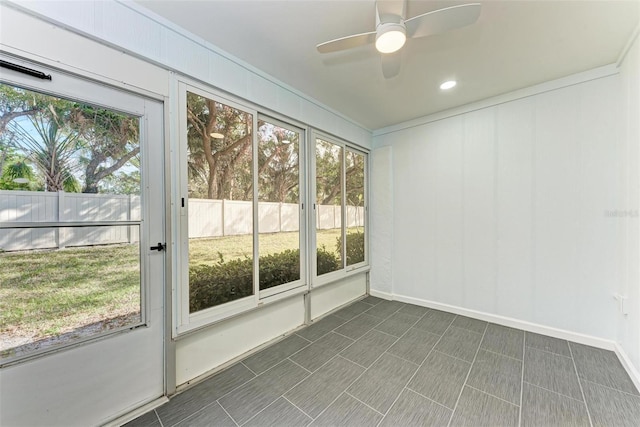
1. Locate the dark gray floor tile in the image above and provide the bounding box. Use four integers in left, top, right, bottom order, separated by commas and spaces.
290, 332, 353, 371
347, 353, 418, 413
524, 347, 583, 400
333, 302, 373, 320
408, 350, 471, 409
218, 359, 308, 425
174, 402, 235, 427
243, 334, 310, 375
380, 389, 452, 427
335, 313, 382, 340
297, 315, 346, 342
467, 350, 522, 405
452, 315, 488, 334
449, 386, 519, 427
521, 383, 590, 427
364, 300, 405, 319
434, 326, 483, 362
156, 363, 254, 426
525, 331, 571, 357
399, 304, 430, 317
340, 329, 398, 367
414, 309, 456, 335
374, 312, 419, 337
480, 324, 524, 360
123, 410, 160, 427
244, 397, 312, 427
582, 380, 640, 427
360, 295, 384, 306
310, 393, 383, 426
387, 327, 440, 365
285, 356, 364, 418
570, 342, 639, 395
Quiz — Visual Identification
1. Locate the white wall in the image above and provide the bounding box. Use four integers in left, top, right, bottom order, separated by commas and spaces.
0, 3, 371, 425
372, 68, 633, 352
617, 31, 640, 379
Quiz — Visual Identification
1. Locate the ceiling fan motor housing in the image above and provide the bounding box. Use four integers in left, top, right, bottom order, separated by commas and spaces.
375, 22, 407, 53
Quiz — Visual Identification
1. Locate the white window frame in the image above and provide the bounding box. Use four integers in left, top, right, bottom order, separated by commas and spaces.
310, 130, 370, 289
257, 114, 308, 300
0, 54, 156, 365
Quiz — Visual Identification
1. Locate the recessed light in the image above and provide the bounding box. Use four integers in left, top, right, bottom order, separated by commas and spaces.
209, 132, 224, 139
440, 80, 457, 90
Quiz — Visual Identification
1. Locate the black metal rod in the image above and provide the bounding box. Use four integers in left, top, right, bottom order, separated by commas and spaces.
0, 60, 52, 80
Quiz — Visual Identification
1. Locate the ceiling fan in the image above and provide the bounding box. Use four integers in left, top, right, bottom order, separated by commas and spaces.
316, 1, 482, 78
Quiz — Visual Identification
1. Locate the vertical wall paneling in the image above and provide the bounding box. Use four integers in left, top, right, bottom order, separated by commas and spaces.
373, 72, 626, 344
462, 108, 496, 311
434, 118, 464, 304
496, 98, 535, 319
618, 32, 640, 377
370, 146, 393, 295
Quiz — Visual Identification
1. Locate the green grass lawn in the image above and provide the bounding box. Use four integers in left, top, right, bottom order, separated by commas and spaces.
0, 229, 348, 354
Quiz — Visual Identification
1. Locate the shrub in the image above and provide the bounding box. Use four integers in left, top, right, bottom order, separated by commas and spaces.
337, 231, 365, 265
317, 246, 340, 275
190, 248, 343, 312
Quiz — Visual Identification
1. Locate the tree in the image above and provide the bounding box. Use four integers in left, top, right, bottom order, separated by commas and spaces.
315, 139, 342, 205
186, 92, 253, 200
257, 122, 299, 204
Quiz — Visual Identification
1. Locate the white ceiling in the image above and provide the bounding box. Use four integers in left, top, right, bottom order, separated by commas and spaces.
135, 0, 639, 130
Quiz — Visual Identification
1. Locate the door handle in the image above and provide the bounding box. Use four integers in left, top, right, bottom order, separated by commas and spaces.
150, 242, 166, 252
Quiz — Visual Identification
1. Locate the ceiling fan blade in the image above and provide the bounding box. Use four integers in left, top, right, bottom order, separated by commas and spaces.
381, 51, 402, 79
376, 0, 407, 22
317, 31, 376, 54
405, 3, 481, 39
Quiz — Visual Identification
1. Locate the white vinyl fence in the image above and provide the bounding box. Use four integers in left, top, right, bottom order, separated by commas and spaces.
0, 191, 364, 251
0, 190, 141, 252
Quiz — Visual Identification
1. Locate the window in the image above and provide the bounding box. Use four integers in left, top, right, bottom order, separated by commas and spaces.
345, 149, 366, 266
315, 138, 343, 276
176, 81, 367, 332
0, 82, 145, 361
313, 135, 368, 285
258, 118, 305, 297
185, 90, 254, 314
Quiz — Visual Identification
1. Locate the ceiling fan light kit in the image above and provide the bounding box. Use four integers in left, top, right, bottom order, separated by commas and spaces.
375, 23, 407, 53
316, 1, 482, 79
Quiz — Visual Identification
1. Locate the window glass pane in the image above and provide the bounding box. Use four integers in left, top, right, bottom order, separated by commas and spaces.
315, 138, 342, 275
186, 92, 254, 313
258, 120, 300, 291
346, 151, 365, 266
0, 83, 142, 360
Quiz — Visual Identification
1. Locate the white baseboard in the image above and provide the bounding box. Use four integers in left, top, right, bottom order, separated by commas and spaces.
614, 343, 640, 393
390, 293, 616, 350
369, 289, 393, 300
103, 396, 168, 427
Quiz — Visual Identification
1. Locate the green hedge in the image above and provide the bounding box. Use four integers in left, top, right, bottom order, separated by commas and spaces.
189, 234, 363, 313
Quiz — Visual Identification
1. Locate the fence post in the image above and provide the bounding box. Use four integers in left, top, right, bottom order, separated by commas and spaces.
57, 191, 66, 249
221, 199, 225, 237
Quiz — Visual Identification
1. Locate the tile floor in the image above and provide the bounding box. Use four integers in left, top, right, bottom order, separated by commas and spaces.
126, 297, 640, 427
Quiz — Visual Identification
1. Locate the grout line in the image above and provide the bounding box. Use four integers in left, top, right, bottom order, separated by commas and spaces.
433, 349, 474, 365
481, 347, 524, 362
383, 351, 420, 367
524, 381, 591, 404
294, 332, 314, 344
579, 378, 640, 398
153, 409, 164, 427
282, 395, 315, 421
217, 402, 240, 427
446, 323, 489, 427
344, 391, 386, 416
525, 344, 573, 359
375, 316, 457, 427
465, 384, 520, 408
371, 328, 404, 339
241, 361, 258, 376
404, 387, 456, 411
332, 330, 357, 341
288, 357, 313, 374
568, 341, 594, 427
519, 331, 526, 427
